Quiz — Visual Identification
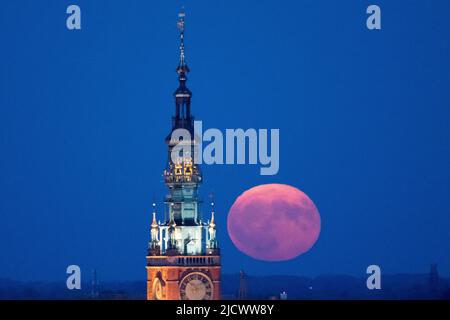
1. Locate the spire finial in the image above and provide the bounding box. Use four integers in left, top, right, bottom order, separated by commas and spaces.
173, 7, 192, 123
209, 192, 216, 227
151, 201, 158, 227
177, 8, 189, 73
210, 211, 215, 226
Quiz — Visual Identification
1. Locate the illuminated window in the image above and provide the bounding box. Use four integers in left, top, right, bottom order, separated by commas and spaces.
175, 163, 182, 175
184, 157, 193, 176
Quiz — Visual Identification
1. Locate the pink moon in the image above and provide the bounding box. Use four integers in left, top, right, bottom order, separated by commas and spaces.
227, 184, 321, 261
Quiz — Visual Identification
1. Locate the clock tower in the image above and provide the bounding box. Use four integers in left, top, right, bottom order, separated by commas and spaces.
146, 11, 221, 301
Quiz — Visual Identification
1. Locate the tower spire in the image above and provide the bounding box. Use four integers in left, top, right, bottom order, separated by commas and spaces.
171, 8, 193, 128
176, 9, 189, 76
151, 202, 158, 228
149, 200, 161, 255
208, 193, 218, 251
209, 193, 216, 227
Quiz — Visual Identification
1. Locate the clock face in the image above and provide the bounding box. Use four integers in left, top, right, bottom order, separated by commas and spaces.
179, 272, 213, 300
153, 278, 163, 300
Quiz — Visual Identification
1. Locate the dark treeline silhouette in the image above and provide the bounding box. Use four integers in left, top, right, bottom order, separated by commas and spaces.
1, 272, 449, 300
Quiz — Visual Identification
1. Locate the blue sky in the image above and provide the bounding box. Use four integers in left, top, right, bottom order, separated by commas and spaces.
0, 0, 449, 281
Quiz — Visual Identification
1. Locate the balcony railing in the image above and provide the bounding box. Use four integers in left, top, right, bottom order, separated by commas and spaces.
164, 174, 202, 184
147, 255, 220, 267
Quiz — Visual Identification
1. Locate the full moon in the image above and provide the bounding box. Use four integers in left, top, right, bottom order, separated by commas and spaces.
227, 184, 321, 261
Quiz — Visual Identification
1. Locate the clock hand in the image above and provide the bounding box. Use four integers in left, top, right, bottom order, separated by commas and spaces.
189, 283, 198, 293
194, 284, 200, 290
